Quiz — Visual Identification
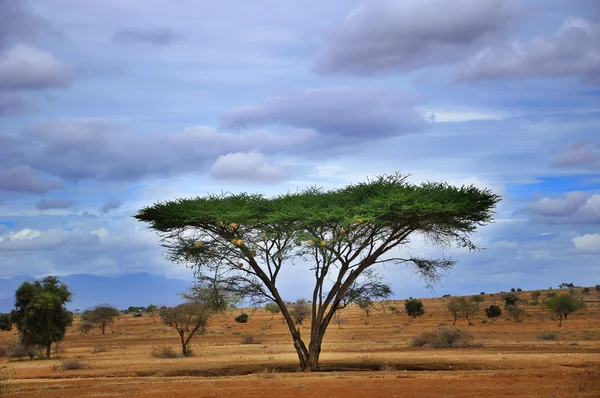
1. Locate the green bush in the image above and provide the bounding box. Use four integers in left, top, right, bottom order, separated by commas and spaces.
412, 327, 479, 348
485, 305, 502, 318
235, 313, 249, 323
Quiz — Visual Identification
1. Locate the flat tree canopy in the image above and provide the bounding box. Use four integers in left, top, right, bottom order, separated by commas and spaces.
135, 173, 499, 371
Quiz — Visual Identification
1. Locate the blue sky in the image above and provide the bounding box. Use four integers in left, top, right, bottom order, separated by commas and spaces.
0, 0, 599, 300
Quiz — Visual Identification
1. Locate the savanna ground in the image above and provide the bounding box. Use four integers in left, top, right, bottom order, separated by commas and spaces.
1, 289, 599, 397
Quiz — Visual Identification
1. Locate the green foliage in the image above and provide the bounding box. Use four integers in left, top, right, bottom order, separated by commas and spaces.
0, 314, 11, 332
405, 299, 425, 318
545, 294, 584, 327
506, 305, 525, 322
264, 302, 281, 318
388, 305, 399, 314
447, 297, 478, 325
81, 306, 120, 334
412, 327, 478, 348
583, 287, 590, 295
502, 292, 519, 307
485, 305, 502, 318
134, 173, 500, 371
10, 276, 73, 359
234, 313, 249, 323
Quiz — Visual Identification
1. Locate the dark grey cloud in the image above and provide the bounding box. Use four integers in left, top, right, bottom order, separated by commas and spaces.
101, 199, 122, 213
528, 192, 600, 224
314, 0, 520, 76
35, 198, 75, 210
0, 92, 28, 116
0, 119, 311, 182
209, 152, 286, 183
457, 17, 600, 83
111, 27, 180, 46
551, 142, 600, 170
0, 0, 49, 48
0, 165, 62, 194
0, 44, 72, 90
221, 87, 427, 139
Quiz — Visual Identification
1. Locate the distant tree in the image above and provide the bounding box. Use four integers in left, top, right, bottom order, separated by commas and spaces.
291, 299, 310, 325
388, 305, 399, 314
582, 287, 590, 295
147, 304, 158, 322
264, 302, 281, 319
485, 305, 502, 319
79, 320, 93, 334
335, 270, 392, 318
82, 306, 121, 334
160, 303, 210, 355
596, 284, 600, 292
357, 297, 374, 317
559, 283, 574, 289
502, 292, 519, 307
471, 295, 484, 306
516, 288, 522, 292
510, 288, 516, 292
11, 276, 73, 359
447, 298, 461, 325
531, 291, 541, 303
405, 299, 425, 319
545, 294, 584, 327
506, 305, 525, 322
0, 313, 11, 331
460, 297, 479, 325
480, 292, 485, 295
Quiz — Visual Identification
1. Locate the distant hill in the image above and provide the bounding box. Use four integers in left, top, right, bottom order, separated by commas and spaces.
0, 273, 190, 313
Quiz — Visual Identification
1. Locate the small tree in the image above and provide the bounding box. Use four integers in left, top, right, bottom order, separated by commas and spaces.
82, 306, 121, 334
79, 320, 93, 334
460, 297, 479, 326
485, 305, 501, 318
506, 304, 525, 322
531, 291, 541, 305
147, 304, 158, 322
502, 292, 519, 307
264, 302, 281, 319
405, 299, 424, 318
545, 294, 584, 327
11, 276, 73, 359
388, 305, 399, 314
357, 297, 373, 317
595, 284, 600, 292
235, 313, 249, 323
291, 299, 310, 324
447, 298, 461, 325
582, 287, 590, 295
0, 313, 11, 331
160, 303, 209, 355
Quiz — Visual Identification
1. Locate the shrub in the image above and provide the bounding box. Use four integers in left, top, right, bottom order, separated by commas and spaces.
583, 287, 590, 295
79, 320, 93, 334
537, 331, 559, 341
92, 344, 109, 354
291, 299, 310, 324
241, 334, 261, 345
0, 314, 11, 332
511, 288, 516, 292
151, 346, 180, 358
235, 313, 249, 323
485, 305, 502, 318
595, 284, 600, 292
517, 288, 522, 292
388, 305, 399, 314
412, 327, 478, 348
480, 292, 485, 295
404, 299, 425, 318
59, 360, 90, 370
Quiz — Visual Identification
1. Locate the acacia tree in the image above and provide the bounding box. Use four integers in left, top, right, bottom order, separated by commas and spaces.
0, 314, 11, 331
545, 294, 584, 327
135, 173, 499, 371
447, 298, 461, 325
11, 276, 73, 359
160, 303, 209, 355
81, 306, 121, 334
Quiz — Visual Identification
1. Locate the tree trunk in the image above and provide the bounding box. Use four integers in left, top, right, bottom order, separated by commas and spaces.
467, 315, 472, 326
308, 335, 322, 371
46, 343, 51, 359
452, 315, 457, 325
291, 329, 309, 371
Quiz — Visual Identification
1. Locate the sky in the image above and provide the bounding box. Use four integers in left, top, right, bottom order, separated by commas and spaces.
0, 0, 599, 301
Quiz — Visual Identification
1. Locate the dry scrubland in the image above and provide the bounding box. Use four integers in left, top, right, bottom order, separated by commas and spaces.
1, 289, 599, 397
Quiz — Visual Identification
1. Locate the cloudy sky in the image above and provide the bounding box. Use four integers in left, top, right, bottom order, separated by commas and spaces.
0, 0, 599, 300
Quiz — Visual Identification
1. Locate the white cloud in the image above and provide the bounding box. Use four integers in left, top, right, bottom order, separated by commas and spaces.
572, 233, 600, 253
210, 152, 286, 182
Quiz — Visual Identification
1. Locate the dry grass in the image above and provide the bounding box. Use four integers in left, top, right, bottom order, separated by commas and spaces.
57, 359, 90, 370
150, 346, 180, 358
412, 327, 480, 348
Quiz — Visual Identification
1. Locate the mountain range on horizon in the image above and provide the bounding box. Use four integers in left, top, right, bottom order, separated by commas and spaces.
0, 273, 192, 313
